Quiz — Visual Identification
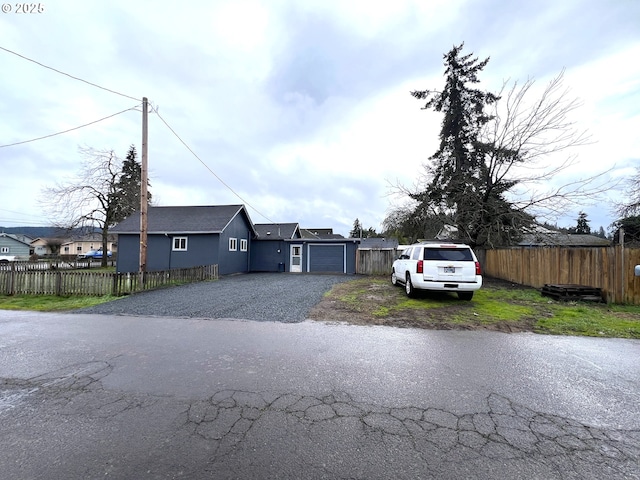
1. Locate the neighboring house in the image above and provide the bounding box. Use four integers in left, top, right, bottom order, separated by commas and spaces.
60, 234, 118, 257
436, 224, 458, 240
0, 233, 32, 259
517, 233, 611, 247
31, 237, 69, 256
111, 205, 257, 274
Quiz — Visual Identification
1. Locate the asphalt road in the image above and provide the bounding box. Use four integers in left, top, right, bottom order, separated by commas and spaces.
1, 308, 639, 479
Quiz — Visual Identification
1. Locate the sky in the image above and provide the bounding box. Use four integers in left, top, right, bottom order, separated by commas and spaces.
0, 0, 638, 237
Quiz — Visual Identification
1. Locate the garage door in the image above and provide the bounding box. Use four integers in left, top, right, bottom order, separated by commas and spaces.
308, 244, 345, 273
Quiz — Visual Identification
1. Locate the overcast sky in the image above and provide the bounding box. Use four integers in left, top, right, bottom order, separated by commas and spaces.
1, 0, 638, 236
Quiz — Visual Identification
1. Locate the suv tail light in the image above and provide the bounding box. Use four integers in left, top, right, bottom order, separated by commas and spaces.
475, 261, 482, 275
417, 260, 423, 274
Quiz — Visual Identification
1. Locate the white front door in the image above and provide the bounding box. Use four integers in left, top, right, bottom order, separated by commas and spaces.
290, 245, 302, 273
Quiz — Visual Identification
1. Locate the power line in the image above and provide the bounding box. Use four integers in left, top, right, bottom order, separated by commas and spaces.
0, 104, 140, 148
0, 45, 140, 101
151, 105, 276, 223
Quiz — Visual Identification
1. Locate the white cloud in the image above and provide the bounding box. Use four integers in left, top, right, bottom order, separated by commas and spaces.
0, 0, 638, 237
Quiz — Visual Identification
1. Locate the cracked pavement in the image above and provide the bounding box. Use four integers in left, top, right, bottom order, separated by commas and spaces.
0, 311, 638, 479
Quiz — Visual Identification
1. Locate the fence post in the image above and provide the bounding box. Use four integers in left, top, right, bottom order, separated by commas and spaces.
9, 261, 15, 295
55, 271, 62, 296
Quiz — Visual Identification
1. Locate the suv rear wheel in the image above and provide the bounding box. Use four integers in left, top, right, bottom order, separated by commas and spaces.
458, 291, 474, 301
405, 274, 415, 298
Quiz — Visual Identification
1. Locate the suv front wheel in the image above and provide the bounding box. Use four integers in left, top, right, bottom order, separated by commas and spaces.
405, 274, 415, 298
391, 270, 398, 286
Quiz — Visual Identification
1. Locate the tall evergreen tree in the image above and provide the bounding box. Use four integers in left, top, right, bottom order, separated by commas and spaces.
349, 218, 363, 238
574, 211, 591, 234
111, 145, 151, 224
410, 43, 523, 247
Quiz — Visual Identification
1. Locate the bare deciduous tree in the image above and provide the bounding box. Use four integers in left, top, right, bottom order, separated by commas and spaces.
41, 146, 147, 267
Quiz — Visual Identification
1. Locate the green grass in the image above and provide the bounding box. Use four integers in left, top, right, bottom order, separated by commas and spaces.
320, 277, 640, 339
535, 303, 640, 338
0, 295, 116, 311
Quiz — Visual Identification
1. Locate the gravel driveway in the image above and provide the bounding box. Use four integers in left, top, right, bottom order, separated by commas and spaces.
75, 273, 352, 322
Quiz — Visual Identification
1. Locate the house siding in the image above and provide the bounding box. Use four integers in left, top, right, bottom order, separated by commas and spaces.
218, 213, 252, 275
251, 240, 287, 272
115, 234, 220, 272
0, 235, 31, 258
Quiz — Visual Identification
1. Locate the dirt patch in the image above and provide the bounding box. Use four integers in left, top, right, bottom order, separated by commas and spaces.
307, 276, 537, 333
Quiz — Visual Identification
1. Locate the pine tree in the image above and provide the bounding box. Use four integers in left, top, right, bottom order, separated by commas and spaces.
111, 145, 151, 224
349, 218, 363, 238
574, 211, 591, 234
410, 43, 524, 247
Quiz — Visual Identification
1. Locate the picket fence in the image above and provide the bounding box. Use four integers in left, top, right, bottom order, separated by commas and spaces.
0, 264, 219, 296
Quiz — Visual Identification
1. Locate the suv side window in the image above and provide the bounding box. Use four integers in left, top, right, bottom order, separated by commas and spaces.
411, 247, 422, 260
401, 247, 413, 259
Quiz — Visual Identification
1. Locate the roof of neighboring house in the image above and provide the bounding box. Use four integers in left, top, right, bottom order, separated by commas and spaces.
60, 234, 117, 246
31, 237, 71, 245
518, 233, 611, 247
300, 228, 344, 239
357, 238, 399, 249
0, 233, 32, 246
111, 205, 257, 236
254, 223, 300, 240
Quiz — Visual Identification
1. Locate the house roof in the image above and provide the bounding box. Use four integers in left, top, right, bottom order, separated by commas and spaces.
110, 205, 257, 236
357, 237, 399, 249
518, 233, 611, 247
300, 228, 344, 239
254, 223, 300, 240
0, 233, 32, 247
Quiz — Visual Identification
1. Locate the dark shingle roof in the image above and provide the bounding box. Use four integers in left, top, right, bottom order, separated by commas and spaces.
357, 238, 399, 249
254, 223, 300, 240
111, 205, 255, 235
518, 233, 611, 247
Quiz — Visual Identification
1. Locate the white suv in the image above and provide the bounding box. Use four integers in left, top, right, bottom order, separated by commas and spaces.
391, 242, 482, 300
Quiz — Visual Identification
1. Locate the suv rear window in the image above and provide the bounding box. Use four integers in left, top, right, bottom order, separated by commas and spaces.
423, 248, 473, 261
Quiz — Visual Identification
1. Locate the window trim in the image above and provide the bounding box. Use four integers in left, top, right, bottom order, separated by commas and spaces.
229, 237, 238, 251
172, 236, 188, 251
240, 239, 248, 252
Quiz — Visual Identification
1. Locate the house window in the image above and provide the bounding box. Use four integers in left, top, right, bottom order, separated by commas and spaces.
77, 246, 82, 252
1, 247, 8, 253
229, 238, 237, 251
64, 246, 70, 253
240, 239, 247, 252
173, 236, 188, 251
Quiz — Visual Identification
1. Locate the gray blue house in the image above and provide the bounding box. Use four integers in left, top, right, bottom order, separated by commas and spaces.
111, 205, 256, 275
111, 204, 362, 275
0, 233, 32, 260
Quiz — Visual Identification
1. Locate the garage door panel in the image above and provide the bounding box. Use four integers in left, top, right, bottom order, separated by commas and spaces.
308, 244, 345, 273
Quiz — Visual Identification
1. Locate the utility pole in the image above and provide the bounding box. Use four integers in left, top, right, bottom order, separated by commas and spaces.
139, 97, 149, 285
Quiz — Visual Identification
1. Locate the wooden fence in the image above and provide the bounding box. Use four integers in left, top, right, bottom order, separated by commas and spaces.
0, 264, 219, 296
355, 249, 398, 275
477, 246, 640, 304
357, 246, 640, 304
